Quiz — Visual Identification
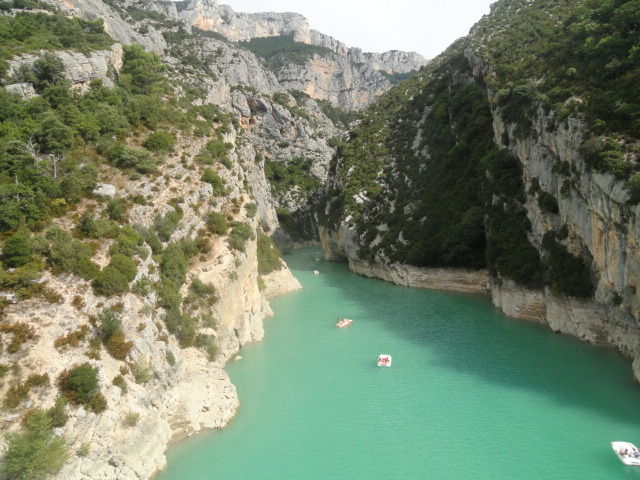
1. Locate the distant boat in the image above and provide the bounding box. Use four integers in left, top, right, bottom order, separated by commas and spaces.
377, 354, 392, 367
336, 318, 352, 328
611, 442, 640, 465
313, 270, 320, 275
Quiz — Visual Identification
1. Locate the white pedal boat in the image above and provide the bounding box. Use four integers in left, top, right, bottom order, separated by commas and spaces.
377, 354, 392, 367
336, 318, 352, 328
611, 441, 640, 465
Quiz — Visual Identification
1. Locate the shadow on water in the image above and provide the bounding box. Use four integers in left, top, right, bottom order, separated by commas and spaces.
286, 247, 640, 428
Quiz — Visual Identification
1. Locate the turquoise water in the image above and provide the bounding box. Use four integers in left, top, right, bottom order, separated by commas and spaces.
158, 247, 640, 479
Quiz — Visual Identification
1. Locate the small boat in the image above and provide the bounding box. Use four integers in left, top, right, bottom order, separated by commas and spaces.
336, 318, 352, 328
611, 441, 640, 465
313, 270, 320, 275
377, 354, 392, 367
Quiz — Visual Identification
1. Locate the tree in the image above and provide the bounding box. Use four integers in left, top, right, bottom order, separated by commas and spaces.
4, 410, 69, 480
32, 53, 66, 93
119, 44, 165, 94
35, 113, 73, 155
2, 231, 32, 268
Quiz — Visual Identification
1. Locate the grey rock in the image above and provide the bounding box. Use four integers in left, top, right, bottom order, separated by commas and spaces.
92, 183, 116, 199
5, 82, 37, 99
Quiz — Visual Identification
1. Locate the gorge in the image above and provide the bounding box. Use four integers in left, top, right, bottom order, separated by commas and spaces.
0, 0, 638, 478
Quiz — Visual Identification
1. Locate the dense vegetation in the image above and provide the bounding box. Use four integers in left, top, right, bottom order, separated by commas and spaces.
474, 0, 639, 179
322, 35, 595, 296
239, 34, 334, 72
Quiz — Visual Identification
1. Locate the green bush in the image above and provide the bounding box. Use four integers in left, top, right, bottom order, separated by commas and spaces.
143, 131, 174, 152
2, 231, 33, 267
154, 208, 182, 242
628, 173, 640, 204
98, 308, 121, 341
228, 222, 254, 252
4, 409, 69, 480
106, 198, 128, 223
46, 228, 99, 280
257, 234, 282, 275
58, 363, 99, 405
160, 243, 187, 286
244, 203, 257, 218
47, 396, 68, 428
109, 254, 137, 282
205, 211, 228, 235
92, 265, 129, 296
201, 169, 227, 195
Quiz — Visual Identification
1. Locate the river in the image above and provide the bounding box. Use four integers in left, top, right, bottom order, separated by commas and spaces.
157, 246, 640, 479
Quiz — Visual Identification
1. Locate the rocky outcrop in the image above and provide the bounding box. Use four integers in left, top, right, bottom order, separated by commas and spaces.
261, 263, 302, 299
6, 43, 123, 94
47, 0, 166, 53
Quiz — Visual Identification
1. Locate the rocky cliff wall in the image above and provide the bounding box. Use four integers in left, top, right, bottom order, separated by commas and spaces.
0, 130, 302, 480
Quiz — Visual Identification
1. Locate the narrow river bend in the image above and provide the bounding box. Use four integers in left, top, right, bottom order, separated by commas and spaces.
158, 247, 640, 480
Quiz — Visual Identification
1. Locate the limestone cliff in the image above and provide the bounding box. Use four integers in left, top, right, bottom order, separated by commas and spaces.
165, 0, 428, 110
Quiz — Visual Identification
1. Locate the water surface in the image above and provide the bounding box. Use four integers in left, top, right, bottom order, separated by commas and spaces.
158, 247, 640, 479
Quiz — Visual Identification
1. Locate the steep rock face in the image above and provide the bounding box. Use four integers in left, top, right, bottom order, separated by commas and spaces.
6, 44, 123, 94
48, 0, 166, 53
319, 0, 640, 379
166, 0, 427, 109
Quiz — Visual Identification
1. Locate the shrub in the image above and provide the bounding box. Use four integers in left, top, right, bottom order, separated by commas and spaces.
98, 308, 121, 341
131, 359, 153, 384
108, 254, 137, 282
112, 374, 127, 393
244, 203, 257, 218
92, 266, 129, 296
0, 323, 37, 354
46, 228, 99, 280
58, 363, 99, 405
106, 198, 128, 223
107, 143, 153, 171
86, 392, 107, 413
205, 211, 228, 235
628, 173, 640, 204
54, 325, 89, 350
47, 396, 68, 428
25, 373, 49, 388
122, 411, 140, 427
4, 410, 69, 480
201, 169, 226, 195
143, 131, 174, 152
165, 350, 176, 366
2, 231, 33, 268
4, 384, 29, 409
154, 208, 182, 242
257, 234, 282, 275
228, 222, 254, 252
105, 330, 133, 361
160, 243, 187, 286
